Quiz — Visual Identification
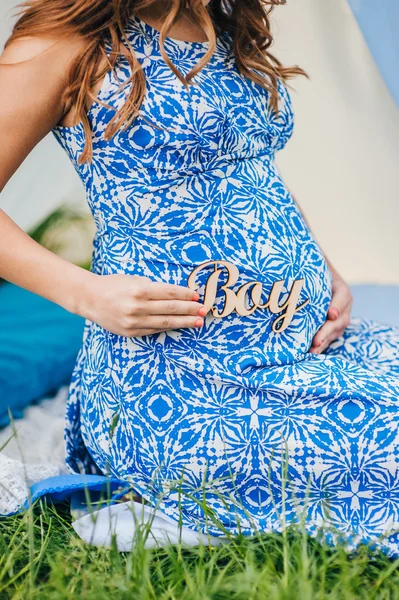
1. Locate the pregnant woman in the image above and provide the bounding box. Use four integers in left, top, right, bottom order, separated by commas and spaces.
1, 0, 399, 554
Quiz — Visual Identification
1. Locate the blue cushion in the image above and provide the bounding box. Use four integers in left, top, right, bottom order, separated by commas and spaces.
0, 281, 85, 428
350, 284, 399, 328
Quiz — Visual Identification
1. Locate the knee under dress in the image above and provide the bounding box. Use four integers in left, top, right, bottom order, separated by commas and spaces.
52, 15, 399, 554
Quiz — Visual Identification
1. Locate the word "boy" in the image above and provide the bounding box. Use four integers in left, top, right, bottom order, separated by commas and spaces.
187, 259, 309, 333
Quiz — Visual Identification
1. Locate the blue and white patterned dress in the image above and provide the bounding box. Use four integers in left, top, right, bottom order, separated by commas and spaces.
53, 15, 399, 554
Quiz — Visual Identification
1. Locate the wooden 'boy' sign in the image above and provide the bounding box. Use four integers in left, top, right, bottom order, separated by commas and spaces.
187, 259, 309, 333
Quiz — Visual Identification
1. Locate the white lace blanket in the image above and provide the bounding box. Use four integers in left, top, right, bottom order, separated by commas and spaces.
0, 386, 69, 514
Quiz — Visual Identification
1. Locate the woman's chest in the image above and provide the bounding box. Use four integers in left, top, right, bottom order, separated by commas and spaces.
92, 38, 294, 172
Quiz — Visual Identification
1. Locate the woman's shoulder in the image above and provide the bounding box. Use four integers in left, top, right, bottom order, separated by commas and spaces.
0, 31, 91, 129
0, 31, 86, 68
0, 31, 91, 142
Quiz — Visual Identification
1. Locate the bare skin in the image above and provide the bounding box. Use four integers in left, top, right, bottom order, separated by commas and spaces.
0, 0, 352, 349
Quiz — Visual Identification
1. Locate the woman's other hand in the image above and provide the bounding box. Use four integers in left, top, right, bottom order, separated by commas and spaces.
309, 268, 353, 354
80, 272, 207, 337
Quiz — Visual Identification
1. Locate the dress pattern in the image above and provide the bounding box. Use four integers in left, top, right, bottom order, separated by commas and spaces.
52, 15, 399, 556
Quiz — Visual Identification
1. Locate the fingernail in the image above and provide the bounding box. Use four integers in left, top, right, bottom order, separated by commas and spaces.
193, 293, 200, 301
198, 307, 207, 316
331, 309, 339, 319
195, 318, 204, 327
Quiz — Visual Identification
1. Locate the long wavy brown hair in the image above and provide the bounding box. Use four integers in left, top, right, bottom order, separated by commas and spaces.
5, 0, 306, 164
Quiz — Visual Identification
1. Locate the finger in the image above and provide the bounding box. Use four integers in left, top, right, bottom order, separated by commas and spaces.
129, 324, 202, 338
136, 325, 203, 336
309, 336, 333, 354
132, 327, 197, 337
311, 320, 337, 349
145, 282, 200, 302
310, 323, 347, 353
328, 298, 352, 321
328, 306, 339, 321
141, 299, 207, 317
129, 328, 168, 337
130, 314, 204, 332
328, 285, 353, 320
311, 330, 344, 354
311, 314, 349, 349
309, 331, 337, 354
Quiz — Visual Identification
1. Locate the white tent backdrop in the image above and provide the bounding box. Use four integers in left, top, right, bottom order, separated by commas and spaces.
1, 0, 398, 283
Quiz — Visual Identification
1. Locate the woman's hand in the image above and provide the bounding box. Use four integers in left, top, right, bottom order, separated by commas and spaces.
80, 272, 207, 337
309, 268, 353, 354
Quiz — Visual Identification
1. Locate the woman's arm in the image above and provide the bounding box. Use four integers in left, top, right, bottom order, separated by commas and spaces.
0, 33, 94, 314
0, 35, 206, 336
291, 193, 353, 353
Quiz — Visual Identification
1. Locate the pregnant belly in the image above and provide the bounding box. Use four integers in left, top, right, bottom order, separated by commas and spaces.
97, 161, 333, 372
181, 246, 332, 370
100, 233, 332, 377
187, 259, 311, 334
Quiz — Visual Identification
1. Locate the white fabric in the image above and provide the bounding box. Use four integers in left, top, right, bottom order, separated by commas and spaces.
72, 500, 229, 551
0, 386, 68, 514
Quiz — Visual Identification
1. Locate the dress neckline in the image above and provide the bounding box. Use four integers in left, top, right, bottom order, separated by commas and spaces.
128, 13, 217, 49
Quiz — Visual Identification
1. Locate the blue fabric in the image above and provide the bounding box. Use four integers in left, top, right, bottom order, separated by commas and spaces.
1, 282, 396, 527
0, 281, 85, 428
351, 284, 399, 328
348, 0, 399, 105
1, 474, 130, 517
48, 14, 399, 556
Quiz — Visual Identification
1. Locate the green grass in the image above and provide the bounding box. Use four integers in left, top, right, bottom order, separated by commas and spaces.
1, 501, 399, 599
